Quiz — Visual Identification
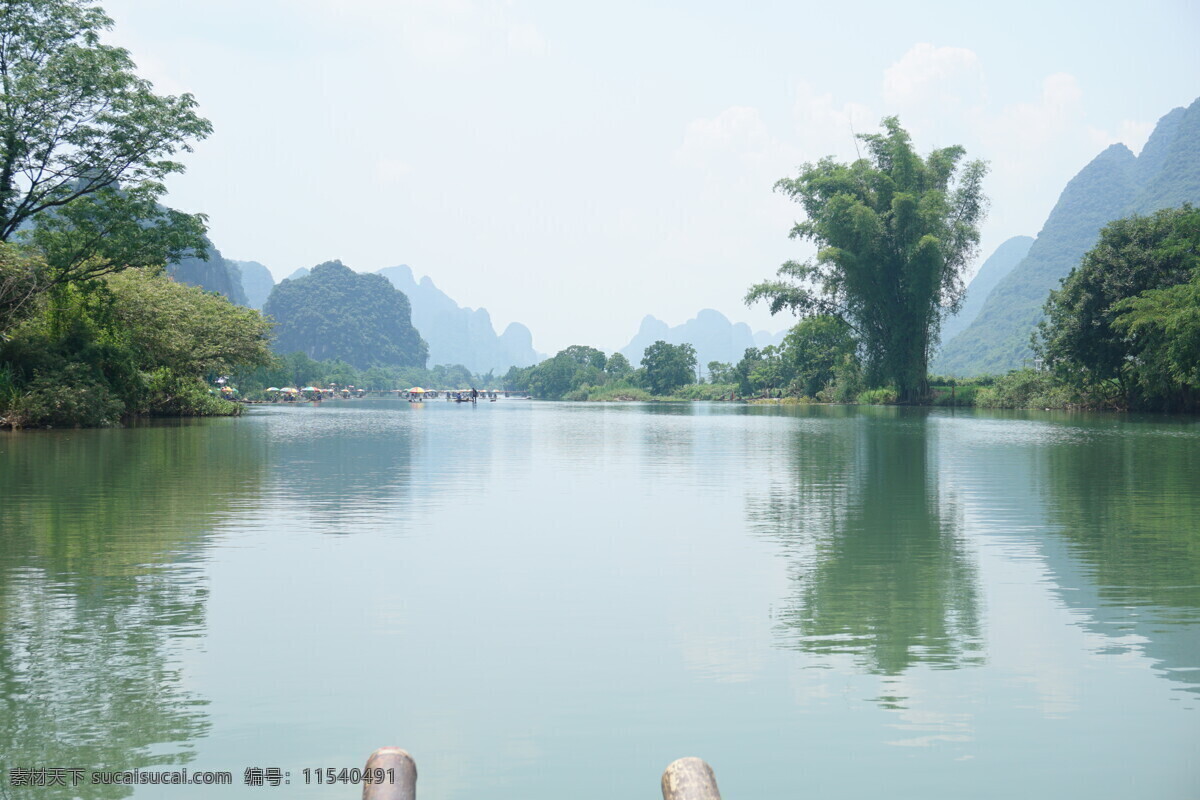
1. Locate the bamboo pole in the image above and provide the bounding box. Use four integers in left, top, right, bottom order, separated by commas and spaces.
361, 747, 417, 800
661, 757, 721, 800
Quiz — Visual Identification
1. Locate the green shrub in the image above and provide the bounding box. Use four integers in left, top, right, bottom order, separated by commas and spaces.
816, 358, 864, 403
974, 369, 1077, 409
857, 387, 899, 405
670, 382, 738, 400
931, 385, 979, 406
143, 369, 241, 416
578, 384, 653, 402
10, 363, 124, 427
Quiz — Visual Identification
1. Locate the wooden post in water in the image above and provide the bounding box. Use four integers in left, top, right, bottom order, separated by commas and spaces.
661, 757, 721, 800
362, 747, 416, 800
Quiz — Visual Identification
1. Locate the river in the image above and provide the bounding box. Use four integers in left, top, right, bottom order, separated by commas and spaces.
1, 399, 1197, 798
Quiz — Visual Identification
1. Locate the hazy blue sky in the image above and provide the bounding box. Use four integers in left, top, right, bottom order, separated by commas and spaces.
102, 0, 1200, 354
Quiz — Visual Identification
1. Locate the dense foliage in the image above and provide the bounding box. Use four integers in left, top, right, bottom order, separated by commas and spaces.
263, 261, 428, 370
748, 116, 987, 402
0, 242, 46, 336
1, 268, 272, 427
1036, 206, 1200, 410
640, 341, 696, 395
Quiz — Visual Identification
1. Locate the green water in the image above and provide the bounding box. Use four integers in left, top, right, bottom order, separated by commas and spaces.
1, 401, 1197, 798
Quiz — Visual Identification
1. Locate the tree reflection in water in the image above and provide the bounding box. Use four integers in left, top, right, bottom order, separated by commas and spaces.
1039, 417, 1200, 695
0, 420, 264, 799
748, 408, 984, 684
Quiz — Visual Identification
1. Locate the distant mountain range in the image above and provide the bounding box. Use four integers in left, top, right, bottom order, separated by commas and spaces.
166, 236, 247, 306
937, 95, 1200, 375
376, 265, 541, 376
212, 263, 541, 375
619, 309, 786, 373
937, 235, 1033, 352
230, 260, 273, 309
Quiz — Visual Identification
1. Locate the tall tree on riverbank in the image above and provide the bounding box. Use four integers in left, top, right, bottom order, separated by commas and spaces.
747, 117, 987, 402
641, 340, 697, 395
0, 0, 211, 280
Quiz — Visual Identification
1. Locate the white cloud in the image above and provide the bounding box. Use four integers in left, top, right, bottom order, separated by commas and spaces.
506, 22, 546, 56
988, 73, 1085, 151
882, 43, 985, 109
791, 82, 875, 163
674, 106, 786, 168
374, 158, 413, 184
289, 0, 546, 66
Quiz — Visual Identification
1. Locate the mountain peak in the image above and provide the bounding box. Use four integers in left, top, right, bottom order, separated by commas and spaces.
376, 264, 540, 373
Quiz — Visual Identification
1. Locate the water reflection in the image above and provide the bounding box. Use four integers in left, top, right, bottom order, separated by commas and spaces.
0, 421, 265, 798
749, 409, 984, 681
1038, 418, 1200, 694
259, 403, 419, 525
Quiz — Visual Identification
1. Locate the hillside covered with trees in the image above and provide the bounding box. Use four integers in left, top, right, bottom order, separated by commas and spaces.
263, 260, 428, 369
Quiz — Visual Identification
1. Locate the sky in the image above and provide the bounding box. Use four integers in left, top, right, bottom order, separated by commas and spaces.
101, 0, 1200, 355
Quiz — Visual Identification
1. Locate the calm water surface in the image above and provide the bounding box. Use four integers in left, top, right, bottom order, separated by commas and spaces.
2, 400, 1198, 798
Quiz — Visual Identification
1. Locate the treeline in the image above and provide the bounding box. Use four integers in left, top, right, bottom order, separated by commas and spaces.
941, 204, 1200, 413
502, 320, 861, 402
503, 342, 701, 401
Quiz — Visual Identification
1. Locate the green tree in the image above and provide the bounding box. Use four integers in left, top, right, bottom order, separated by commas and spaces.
0, 0, 212, 274
1, 268, 272, 425
0, 242, 46, 336
503, 364, 532, 392
527, 351, 578, 399
430, 363, 472, 388
747, 117, 987, 402
102, 268, 272, 378
1036, 206, 1200, 409
1113, 274, 1200, 406
780, 315, 858, 397
733, 347, 762, 396
748, 345, 784, 396
640, 340, 696, 395
25, 187, 208, 289
706, 361, 735, 384
605, 352, 632, 377
559, 345, 607, 370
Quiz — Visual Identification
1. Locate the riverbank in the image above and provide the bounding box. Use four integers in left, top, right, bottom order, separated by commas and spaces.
559, 368, 1188, 412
